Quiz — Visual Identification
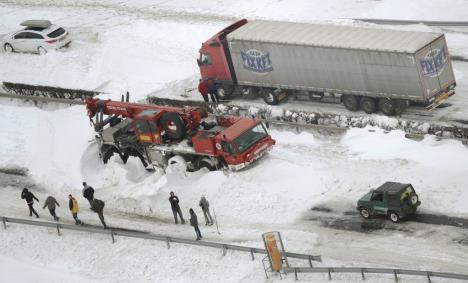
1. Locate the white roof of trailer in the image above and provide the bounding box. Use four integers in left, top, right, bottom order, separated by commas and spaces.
228, 21, 443, 53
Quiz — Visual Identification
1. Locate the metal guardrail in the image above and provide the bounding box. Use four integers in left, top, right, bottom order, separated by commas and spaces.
283, 267, 468, 282
353, 18, 468, 26
0, 216, 321, 264
0, 92, 85, 105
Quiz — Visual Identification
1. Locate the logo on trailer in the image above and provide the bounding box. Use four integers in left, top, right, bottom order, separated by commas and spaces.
420, 48, 448, 77
241, 49, 273, 73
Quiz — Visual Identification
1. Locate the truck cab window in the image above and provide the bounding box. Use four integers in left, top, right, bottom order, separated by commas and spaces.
199, 53, 212, 65
371, 192, 383, 202
135, 120, 150, 133
221, 141, 234, 155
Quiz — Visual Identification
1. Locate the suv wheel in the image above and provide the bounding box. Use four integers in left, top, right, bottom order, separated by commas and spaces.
4, 43, 14, 53
37, 46, 47, 55
359, 207, 370, 219
388, 211, 400, 223
409, 194, 419, 205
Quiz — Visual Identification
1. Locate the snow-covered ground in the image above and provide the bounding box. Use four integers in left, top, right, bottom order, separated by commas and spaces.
1, 0, 468, 282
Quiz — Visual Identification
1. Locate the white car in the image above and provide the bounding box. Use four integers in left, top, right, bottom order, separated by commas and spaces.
3, 20, 71, 55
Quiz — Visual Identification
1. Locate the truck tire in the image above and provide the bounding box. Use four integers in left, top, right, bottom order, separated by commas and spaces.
342, 94, 360, 111
261, 88, 279, 105
388, 211, 400, 223
360, 97, 377, 114
167, 155, 188, 173
160, 112, 186, 141
378, 98, 396, 116
359, 207, 370, 219
198, 157, 216, 171
217, 84, 234, 99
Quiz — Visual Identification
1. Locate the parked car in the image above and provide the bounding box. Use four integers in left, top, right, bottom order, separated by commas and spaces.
3, 20, 71, 55
357, 182, 421, 223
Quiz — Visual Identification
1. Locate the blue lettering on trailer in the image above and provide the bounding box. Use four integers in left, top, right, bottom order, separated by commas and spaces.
420, 48, 447, 77
241, 50, 273, 73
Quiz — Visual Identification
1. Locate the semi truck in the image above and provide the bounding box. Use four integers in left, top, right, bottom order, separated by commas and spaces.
85, 97, 275, 172
197, 19, 456, 115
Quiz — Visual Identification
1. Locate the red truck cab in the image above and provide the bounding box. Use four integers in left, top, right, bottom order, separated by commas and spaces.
197, 19, 248, 86
191, 116, 275, 170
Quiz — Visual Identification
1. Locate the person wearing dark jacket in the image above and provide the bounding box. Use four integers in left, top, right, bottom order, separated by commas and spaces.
82, 182, 94, 205
189, 208, 202, 240
199, 196, 213, 225
90, 198, 107, 229
169, 192, 185, 224
21, 188, 39, 218
42, 195, 60, 221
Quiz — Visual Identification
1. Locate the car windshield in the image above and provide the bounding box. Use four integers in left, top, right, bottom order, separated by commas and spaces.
47, 27, 65, 38
233, 123, 268, 153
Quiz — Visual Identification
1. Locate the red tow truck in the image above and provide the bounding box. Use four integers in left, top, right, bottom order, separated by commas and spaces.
85, 98, 275, 171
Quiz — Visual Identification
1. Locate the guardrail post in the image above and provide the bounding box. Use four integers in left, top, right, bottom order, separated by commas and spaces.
250, 249, 255, 260
393, 270, 398, 282
222, 245, 227, 256
308, 256, 313, 267
294, 268, 298, 281
361, 268, 365, 280
166, 237, 170, 249
426, 271, 432, 283
328, 268, 332, 280
2, 218, 6, 229
110, 230, 115, 243
56, 224, 61, 236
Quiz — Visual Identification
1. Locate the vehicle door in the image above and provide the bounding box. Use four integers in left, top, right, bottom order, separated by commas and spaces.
25, 32, 45, 52
11, 32, 29, 51
370, 191, 386, 215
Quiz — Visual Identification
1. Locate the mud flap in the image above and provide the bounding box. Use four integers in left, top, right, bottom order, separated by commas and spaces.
426, 91, 453, 111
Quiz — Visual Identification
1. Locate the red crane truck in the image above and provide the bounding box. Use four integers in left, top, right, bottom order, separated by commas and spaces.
85, 97, 275, 171
197, 19, 456, 115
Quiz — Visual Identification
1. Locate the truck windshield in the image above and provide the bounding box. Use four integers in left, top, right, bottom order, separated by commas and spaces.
233, 123, 268, 153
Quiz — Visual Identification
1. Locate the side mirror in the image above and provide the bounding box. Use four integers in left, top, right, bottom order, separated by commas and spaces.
197, 59, 201, 67
265, 122, 270, 129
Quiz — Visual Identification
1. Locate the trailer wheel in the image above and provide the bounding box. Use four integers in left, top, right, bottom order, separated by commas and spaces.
242, 87, 258, 99
261, 88, 279, 105
360, 97, 377, 114
378, 98, 396, 116
342, 94, 360, 111
160, 112, 186, 141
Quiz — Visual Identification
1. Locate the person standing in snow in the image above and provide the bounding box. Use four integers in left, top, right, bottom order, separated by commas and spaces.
198, 79, 209, 103
189, 208, 202, 241
21, 188, 39, 218
82, 182, 94, 205
207, 80, 219, 104
199, 195, 213, 225
90, 198, 107, 229
169, 191, 185, 224
68, 194, 83, 225
42, 195, 60, 221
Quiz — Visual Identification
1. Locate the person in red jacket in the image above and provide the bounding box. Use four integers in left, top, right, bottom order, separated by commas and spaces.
198, 79, 209, 103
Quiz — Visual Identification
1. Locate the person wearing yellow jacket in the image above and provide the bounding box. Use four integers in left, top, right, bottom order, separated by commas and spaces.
68, 194, 83, 225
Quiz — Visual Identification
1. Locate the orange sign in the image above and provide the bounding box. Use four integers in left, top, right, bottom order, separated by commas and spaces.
263, 232, 283, 272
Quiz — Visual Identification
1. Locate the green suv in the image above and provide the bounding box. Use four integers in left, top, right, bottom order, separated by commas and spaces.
357, 182, 421, 223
